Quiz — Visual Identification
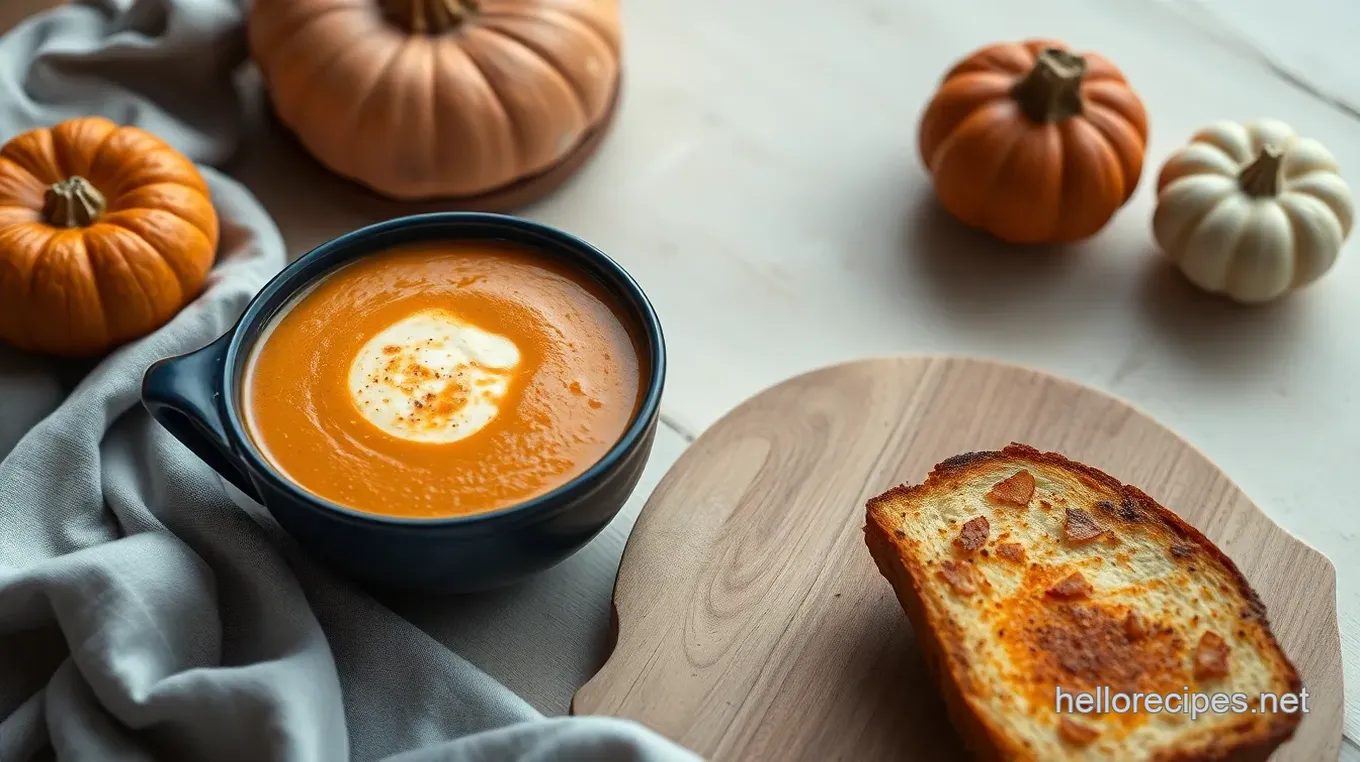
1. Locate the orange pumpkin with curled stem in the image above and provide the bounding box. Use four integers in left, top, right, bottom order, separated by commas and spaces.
918, 39, 1149, 244
0, 117, 219, 357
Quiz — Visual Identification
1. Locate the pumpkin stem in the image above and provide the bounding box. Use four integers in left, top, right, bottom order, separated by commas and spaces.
1238, 145, 1284, 197
382, 0, 479, 34
43, 176, 106, 228
1011, 47, 1088, 123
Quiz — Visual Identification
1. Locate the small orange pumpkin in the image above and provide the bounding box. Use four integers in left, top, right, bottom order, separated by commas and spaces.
918, 39, 1149, 244
0, 117, 219, 357
247, 0, 622, 202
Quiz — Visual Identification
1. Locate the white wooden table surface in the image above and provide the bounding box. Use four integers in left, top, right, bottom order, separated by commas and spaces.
8, 0, 1357, 756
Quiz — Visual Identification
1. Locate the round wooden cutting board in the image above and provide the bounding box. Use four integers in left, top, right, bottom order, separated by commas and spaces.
572, 357, 1343, 761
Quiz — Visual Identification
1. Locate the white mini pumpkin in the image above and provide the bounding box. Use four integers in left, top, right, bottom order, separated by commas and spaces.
1152, 120, 1353, 304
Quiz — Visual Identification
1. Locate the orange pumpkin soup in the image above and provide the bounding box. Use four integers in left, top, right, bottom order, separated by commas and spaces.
243, 241, 644, 519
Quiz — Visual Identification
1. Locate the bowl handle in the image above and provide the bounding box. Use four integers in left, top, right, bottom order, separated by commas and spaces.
141, 332, 263, 504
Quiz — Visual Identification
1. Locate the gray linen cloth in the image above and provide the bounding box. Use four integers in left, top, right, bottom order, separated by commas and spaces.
0, 1, 702, 760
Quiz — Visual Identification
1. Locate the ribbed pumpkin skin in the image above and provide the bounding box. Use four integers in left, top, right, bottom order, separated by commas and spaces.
247, 0, 622, 201
919, 39, 1149, 245
0, 117, 219, 357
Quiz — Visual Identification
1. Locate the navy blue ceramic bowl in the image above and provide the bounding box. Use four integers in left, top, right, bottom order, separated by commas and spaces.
142, 213, 665, 594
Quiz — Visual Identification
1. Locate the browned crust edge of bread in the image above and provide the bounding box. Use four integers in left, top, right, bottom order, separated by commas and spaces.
864, 442, 1303, 762
865, 522, 1010, 762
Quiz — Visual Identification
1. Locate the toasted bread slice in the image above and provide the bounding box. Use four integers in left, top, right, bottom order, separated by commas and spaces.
864, 443, 1302, 762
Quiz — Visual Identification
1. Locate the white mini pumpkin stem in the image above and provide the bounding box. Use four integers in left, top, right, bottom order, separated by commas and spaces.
43, 176, 105, 228
1238, 145, 1284, 197
1011, 48, 1088, 124
382, 0, 479, 34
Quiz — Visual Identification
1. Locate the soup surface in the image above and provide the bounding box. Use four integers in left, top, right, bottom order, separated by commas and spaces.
243, 241, 644, 519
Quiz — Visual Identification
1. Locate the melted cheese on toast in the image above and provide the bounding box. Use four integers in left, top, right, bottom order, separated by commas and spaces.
865, 444, 1301, 761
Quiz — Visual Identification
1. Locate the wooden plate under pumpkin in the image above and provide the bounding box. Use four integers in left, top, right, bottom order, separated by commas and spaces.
572, 356, 1343, 761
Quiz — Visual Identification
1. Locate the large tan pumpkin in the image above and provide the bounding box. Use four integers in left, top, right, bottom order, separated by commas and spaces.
0, 117, 219, 357
247, 0, 622, 201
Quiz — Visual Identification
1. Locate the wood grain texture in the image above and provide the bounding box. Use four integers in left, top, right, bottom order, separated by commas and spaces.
573, 357, 1343, 761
